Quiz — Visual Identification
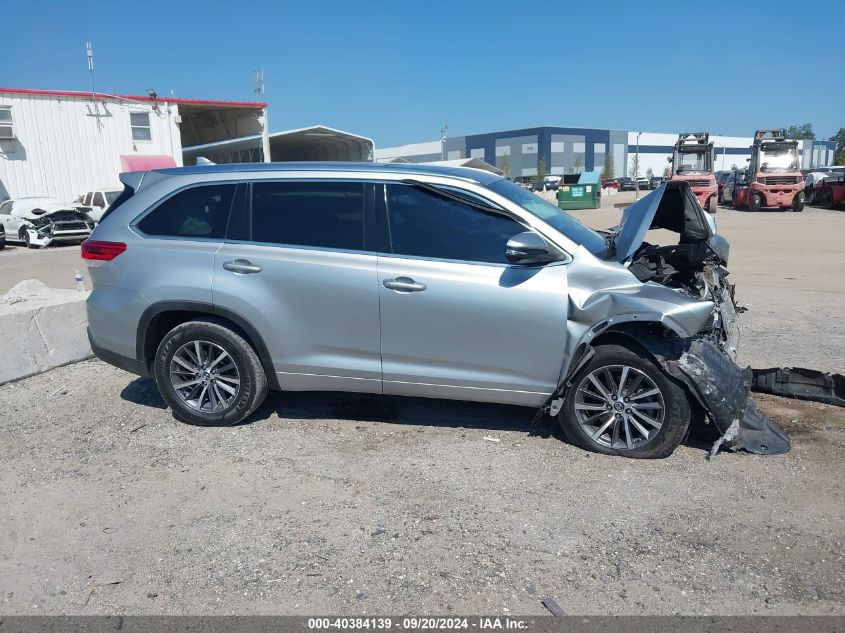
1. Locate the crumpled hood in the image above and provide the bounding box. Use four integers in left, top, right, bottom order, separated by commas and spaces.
611, 181, 715, 263
13, 198, 77, 219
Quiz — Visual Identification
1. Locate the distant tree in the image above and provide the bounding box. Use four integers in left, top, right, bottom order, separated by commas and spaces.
646, 167, 654, 179
600, 153, 615, 180
830, 128, 845, 165
533, 157, 548, 183
571, 155, 584, 174
663, 165, 671, 179
497, 155, 511, 179
786, 123, 815, 140
730, 163, 738, 170
629, 155, 640, 178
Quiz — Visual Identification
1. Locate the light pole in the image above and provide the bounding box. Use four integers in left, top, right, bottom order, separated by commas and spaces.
634, 132, 641, 200
440, 124, 448, 160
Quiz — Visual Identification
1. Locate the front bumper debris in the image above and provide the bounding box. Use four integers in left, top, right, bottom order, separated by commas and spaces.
632, 333, 790, 457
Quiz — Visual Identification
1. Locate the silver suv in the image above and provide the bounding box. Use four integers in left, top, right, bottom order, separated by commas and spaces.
84, 162, 788, 458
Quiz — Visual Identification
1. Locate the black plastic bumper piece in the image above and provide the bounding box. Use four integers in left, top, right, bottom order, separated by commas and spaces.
87, 327, 149, 377
630, 331, 790, 455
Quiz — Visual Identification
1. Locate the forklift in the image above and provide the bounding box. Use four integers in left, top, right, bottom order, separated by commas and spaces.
732, 129, 804, 212
670, 132, 717, 214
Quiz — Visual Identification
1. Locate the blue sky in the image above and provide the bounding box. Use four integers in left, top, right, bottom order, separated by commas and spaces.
4, 0, 843, 146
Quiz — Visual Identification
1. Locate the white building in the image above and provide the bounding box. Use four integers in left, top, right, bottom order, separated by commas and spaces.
0, 87, 270, 202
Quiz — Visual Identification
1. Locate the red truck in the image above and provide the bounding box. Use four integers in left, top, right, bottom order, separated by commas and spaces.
670, 133, 717, 214
732, 129, 804, 212
819, 169, 845, 209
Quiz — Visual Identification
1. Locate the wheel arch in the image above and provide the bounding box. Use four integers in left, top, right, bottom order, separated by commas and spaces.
137, 301, 280, 391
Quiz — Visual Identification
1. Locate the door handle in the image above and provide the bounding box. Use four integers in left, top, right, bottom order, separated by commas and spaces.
222, 259, 262, 274
383, 276, 426, 293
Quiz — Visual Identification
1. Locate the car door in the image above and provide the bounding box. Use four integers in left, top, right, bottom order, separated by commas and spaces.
212, 179, 382, 394
1, 201, 22, 238
376, 182, 569, 407
0, 201, 12, 236
723, 173, 735, 202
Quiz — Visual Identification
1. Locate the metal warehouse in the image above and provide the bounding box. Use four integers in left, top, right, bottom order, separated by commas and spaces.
376, 127, 837, 178
0, 87, 373, 202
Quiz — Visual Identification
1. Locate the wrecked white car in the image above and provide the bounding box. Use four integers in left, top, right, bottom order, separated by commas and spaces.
0, 197, 94, 248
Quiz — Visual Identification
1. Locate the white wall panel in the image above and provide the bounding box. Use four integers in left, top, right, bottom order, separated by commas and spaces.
0, 93, 182, 201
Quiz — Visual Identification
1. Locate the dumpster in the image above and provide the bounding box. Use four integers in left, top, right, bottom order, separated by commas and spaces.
556, 171, 601, 209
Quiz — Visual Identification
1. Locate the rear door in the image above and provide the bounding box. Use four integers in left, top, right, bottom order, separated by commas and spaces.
212, 180, 382, 394
375, 182, 569, 407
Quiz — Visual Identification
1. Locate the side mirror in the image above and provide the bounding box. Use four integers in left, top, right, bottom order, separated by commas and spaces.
505, 231, 560, 265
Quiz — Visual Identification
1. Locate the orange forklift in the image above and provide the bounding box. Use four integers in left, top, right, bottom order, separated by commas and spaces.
670, 132, 717, 213
732, 129, 804, 212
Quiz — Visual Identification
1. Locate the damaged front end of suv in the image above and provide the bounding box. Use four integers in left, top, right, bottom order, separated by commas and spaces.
554, 181, 789, 456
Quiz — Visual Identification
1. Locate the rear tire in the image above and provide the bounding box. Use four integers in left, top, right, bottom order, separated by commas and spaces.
822, 189, 834, 210
154, 319, 268, 426
558, 343, 692, 459
749, 192, 762, 212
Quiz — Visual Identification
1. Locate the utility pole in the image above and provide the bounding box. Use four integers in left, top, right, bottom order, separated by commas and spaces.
85, 42, 96, 99
440, 124, 448, 160
634, 132, 641, 200
254, 69, 270, 163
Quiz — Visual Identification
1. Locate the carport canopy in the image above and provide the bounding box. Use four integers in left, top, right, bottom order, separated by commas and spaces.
182, 125, 374, 165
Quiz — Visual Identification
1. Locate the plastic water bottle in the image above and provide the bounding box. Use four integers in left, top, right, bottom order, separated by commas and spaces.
74, 271, 85, 292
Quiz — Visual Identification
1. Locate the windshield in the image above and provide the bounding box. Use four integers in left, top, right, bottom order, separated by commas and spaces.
676, 151, 707, 173
105, 191, 121, 204
488, 179, 607, 257
759, 145, 799, 173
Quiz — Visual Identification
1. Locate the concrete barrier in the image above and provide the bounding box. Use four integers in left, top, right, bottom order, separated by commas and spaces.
0, 280, 92, 384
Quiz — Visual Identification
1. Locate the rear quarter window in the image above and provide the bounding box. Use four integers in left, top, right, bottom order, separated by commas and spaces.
137, 184, 236, 238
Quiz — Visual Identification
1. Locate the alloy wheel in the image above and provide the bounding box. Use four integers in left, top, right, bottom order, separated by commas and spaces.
169, 340, 241, 413
573, 365, 665, 450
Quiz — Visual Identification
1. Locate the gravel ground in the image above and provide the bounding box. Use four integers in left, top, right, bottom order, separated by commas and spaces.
0, 360, 843, 616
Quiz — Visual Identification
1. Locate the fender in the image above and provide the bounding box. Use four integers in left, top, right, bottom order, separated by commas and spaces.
136, 300, 281, 391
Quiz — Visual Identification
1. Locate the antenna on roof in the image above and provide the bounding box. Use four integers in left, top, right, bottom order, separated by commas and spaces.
254, 68, 264, 96
85, 42, 96, 100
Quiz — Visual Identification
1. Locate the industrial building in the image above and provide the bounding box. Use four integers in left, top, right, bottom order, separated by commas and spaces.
376, 127, 838, 179
0, 87, 373, 202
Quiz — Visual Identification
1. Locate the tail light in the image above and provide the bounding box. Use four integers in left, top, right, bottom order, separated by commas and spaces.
81, 240, 126, 261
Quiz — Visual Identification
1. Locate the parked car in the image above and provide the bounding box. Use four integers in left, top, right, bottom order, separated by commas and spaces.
0, 198, 94, 248
649, 176, 663, 190
0, 221, 5, 250
601, 178, 620, 190
721, 170, 746, 206
804, 167, 844, 205
716, 171, 732, 203
84, 162, 788, 458
543, 175, 561, 191
635, 177, 650, 190
617, 177, 636, 191
79, 188, 123, 222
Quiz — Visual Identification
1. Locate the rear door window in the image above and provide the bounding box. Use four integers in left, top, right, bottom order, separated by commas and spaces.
250, 181, 365, 251
137, 183, 236, 239
92, 192, 105, 208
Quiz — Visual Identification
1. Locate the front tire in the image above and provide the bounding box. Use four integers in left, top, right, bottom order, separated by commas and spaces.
707, 195, 717, 214
792, 192, 805, 213
154, 319, 268, 426
22, 230, 38, 249
749, 191, 762, 212
558, 343, 692, 458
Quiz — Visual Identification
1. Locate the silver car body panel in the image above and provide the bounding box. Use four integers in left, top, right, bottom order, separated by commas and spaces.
87, 163, 720, 408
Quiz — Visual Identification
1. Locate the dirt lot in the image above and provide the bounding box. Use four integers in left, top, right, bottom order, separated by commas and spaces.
0, 193, 843, 616
1, 360, 844, 616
